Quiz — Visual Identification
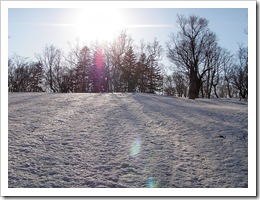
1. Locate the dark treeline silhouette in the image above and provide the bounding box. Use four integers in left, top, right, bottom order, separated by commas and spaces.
9, 31, 163, 94
8, 15, 248, 99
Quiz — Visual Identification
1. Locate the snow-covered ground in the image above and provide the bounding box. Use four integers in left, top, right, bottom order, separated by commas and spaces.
8, 92, 248, 188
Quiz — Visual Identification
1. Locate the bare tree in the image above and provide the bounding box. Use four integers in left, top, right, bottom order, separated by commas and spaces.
202, 34, 219, 98
8, 58, 15, 92
172, 71, 188, 97
36, 45, 62, 92
109, 30, 133, 92
163, 75, 175, 96
8, 55, 31, 92
221, 49, 234, 98
8, 55, 44, 92
167, 15, 217, 99
231, 45, 248, 100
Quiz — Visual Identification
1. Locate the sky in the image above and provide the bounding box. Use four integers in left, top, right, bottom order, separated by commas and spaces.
8, 7, 248, 70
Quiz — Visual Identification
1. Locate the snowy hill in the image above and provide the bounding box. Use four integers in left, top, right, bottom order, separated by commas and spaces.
8, 92, 248, 188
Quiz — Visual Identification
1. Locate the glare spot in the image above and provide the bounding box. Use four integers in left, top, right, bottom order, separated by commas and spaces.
130, 138, 141, 157
146, 177, 159, 188
75, 8, 125, 42
95, 48, 103, 69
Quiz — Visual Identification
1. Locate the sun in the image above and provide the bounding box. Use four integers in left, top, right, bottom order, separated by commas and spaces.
75, 8, 125, 42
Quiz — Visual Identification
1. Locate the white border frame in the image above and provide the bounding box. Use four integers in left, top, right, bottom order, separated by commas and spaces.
1, 0, 256, 197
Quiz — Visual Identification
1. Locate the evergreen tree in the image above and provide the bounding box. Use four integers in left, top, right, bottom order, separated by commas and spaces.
136, 53, 149, 93
28, 61, 44, 92
147, 56, 163, 93
75, 46, 92, 92
121, 46, 137, 92
146, 39, 163, 94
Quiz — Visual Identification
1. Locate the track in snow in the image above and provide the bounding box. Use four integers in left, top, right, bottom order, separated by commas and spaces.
8, 93, 248, 188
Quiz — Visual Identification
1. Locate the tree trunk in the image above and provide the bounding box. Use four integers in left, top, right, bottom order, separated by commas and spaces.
213, 84, 219, 98
226, 82, 232, 98
188, 69, 196, 99
188, 68, 200, 99
200, 81, 204, 98
195, 78, 201, 98
206, 67, 210, 98
49, 67, 56, 93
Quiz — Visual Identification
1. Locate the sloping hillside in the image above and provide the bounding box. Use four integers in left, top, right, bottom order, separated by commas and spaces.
8, 93, 248, 188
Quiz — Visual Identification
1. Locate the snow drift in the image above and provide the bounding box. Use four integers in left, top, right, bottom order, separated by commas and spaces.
8, 93, 248, 188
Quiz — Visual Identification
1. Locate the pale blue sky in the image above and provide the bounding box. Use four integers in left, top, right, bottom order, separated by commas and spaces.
8, 8, 248, 68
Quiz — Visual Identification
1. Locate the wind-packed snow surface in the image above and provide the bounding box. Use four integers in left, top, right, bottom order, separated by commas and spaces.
8, 93, 248, 188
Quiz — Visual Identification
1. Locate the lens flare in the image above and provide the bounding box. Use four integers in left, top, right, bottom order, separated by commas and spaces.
130, 138, 141, 157
146, 177, 159, 188
95, 48, 103, 69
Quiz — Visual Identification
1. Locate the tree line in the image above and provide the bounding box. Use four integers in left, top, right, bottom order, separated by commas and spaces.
9, 31, 163, 94
8, 15, 248, 99
166, 15, 248, 100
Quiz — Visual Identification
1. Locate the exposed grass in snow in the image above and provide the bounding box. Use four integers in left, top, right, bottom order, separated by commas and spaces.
8, 93, 248, 188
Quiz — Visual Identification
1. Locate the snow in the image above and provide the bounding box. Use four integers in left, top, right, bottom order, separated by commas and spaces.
8, 92, 248, 188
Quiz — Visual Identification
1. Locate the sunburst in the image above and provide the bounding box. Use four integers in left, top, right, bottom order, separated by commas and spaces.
75, 8, 125, 42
